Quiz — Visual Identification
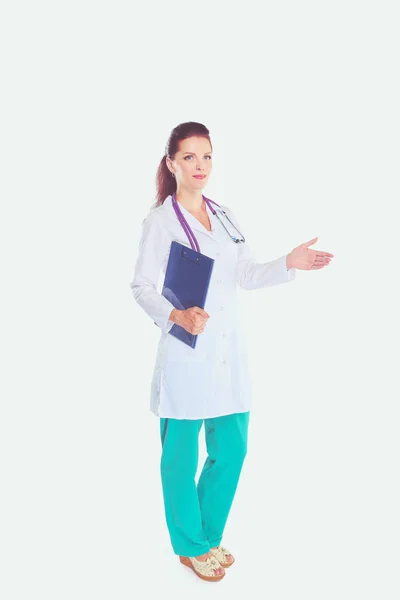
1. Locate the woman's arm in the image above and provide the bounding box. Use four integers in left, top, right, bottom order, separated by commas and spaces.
130, 212, 176, 333
222, 205, 296, 290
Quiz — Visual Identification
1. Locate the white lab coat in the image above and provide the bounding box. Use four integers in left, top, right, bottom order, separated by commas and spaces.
130, 194, 296, 420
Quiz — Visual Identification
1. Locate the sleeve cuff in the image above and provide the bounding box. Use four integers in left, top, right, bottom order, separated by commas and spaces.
284, 254, 296, 281
165, 318, 175, 333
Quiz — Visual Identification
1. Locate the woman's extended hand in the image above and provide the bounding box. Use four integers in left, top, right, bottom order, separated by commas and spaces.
287, 237, 334, 270
170, 307, 210, 335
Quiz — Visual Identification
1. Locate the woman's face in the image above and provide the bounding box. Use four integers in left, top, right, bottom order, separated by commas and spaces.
167, 136, 213, 192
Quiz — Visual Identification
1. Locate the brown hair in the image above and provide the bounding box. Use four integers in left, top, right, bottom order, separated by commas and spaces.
154, 121, 212, 207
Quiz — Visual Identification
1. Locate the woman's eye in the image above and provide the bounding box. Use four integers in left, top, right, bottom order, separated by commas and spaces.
184, 155, 212, 160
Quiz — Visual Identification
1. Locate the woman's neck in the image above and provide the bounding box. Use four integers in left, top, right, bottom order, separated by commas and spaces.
175, 189, 205, 213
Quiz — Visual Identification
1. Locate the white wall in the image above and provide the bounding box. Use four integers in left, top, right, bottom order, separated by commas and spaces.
1, 1, 399, 598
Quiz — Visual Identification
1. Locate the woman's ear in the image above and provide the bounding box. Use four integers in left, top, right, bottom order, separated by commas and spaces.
165, 156, 174, 175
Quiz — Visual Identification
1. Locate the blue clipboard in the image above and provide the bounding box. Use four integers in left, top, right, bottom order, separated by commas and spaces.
161, 241, 215, 348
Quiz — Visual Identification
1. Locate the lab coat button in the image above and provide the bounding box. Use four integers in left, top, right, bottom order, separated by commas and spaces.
222, 360, 226, 364
220, 306, 224, 311
216, 252, 220, 256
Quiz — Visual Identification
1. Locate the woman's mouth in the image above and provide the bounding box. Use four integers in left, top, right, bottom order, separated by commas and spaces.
193, 175, 206, 179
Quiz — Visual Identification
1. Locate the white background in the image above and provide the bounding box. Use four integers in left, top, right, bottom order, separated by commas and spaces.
1, 1, 399, 598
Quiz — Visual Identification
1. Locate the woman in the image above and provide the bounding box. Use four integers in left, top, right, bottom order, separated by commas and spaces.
130, 121, 333, 582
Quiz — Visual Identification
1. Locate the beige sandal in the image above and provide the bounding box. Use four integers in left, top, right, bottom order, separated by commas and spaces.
210, 545, 235, 568
179, 554, 226, 581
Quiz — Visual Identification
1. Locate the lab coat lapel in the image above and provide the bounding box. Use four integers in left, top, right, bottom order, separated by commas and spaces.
164, 195, 218, 245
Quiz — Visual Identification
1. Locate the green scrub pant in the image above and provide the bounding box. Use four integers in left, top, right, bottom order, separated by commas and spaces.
159, 411, 250, 557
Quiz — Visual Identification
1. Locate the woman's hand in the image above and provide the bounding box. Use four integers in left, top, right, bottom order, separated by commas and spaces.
170, 307, 210, 335
287, 237, 334, 270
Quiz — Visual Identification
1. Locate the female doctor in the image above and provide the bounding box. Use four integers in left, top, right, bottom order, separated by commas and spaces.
130, 121, 333, 582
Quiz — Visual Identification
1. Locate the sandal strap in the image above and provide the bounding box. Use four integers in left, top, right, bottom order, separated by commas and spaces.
210, 546, 233, 563
189, 555, 222, 576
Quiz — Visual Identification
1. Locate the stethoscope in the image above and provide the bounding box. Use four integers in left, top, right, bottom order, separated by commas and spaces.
171, 191, 246, 254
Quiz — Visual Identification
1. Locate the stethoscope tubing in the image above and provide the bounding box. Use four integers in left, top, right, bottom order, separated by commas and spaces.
171, 192, 245, 253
